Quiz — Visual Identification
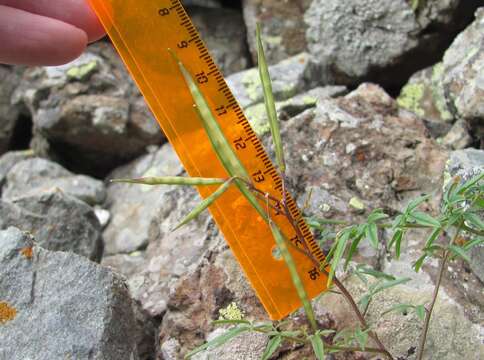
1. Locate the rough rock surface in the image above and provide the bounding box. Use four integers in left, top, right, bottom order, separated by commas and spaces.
104, 145, 183, 255
243, 0, 479, 87
189, 6, 250, 75
398, 7, 484, 145
2, 157, 106, 206
0, 227, 153, 360
0, 66, 23, 155
316, 275, 483, 360
446, 148, 484, 283
13, 42, 164, 176
305, 0, 479, 87
0, 150, 34, 189
0, 191, 103, 262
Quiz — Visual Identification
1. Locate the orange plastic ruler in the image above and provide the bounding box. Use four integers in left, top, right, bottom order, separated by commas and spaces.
88, 0, 327, 320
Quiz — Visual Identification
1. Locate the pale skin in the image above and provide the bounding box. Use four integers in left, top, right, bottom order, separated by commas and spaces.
0, 0, 105, 66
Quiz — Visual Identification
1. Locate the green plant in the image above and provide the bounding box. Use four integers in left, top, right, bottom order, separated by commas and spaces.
113, 27, 484, 360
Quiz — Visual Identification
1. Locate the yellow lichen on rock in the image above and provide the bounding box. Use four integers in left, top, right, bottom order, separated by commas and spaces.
0, 302, 17, 324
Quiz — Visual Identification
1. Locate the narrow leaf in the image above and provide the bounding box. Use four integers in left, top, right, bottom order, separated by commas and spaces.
456, 173, 484, 195
173, 179, 232, 231
256, 23, 285, 173
270, 222, 317, 331
261, 335, 283, 360
382, 303, 415, 316
413, 253, 427, 272
367, 209, 388, 223
328, 230, 350, 286
448, 245, 471, 263
464, 212, 484, 230
212, 319, 251, 326
366, 223, 379, 249
371, 277, 411, 295
410, 211, 441, 228
463, 237, 484, 251
310, 333, 325, 360
354, 328, 368, 350
415, 305, 426, 321
424, 227, 442, 248
355, 265, 396, 281
185, 325, 250, 359
406, 195, 430, 214
111, 176, 226, 186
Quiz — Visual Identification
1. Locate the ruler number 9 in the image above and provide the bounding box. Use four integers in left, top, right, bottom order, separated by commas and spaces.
178, 41, 189, 49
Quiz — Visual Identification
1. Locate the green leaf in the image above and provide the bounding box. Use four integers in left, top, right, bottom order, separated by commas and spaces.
463, 237, 484, 251
382, 303, 415, 317
390, 229, 404, 259
328, 230, 351, 286
370, 277, 411, 295
344, 228, 364, 270
425, 227, 442, 248
406, 195, 430, 215
464, 212, 484, 230
212, 319, 251, 326
415, 305, 426, 321
111, 176, 226, 186
413, 253, 427, 272
185, 325, 250, 359
456, 173, 484, 195
410, 211, 441, 228
365, 223, 379, 249
256, 24, 285, 173
269, 222, 317, 331
355, 265, 396, 281
310, 333, 325, 360
448, 245, 471, 263
358, 294, 371, 312
261, 335, 282, 360
354, 328, 368, 350
367, 209, 389, 223
173, 179, 232, 231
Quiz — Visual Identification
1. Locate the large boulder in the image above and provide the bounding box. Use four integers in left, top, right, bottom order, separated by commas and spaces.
14, 42, 165, 177
2, 157, 106, 206
243, 0, 479, 87
398, 7, 484, 146
0, 191, 103, 262
0, 66, 23, 155
0, 227, 154, 360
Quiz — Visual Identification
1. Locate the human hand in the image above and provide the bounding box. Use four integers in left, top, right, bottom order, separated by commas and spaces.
0, 0, 105, 66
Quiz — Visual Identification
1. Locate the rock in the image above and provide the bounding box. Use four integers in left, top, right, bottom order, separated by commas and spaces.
243, 0, 478, 86
305, 0, 480, 87
184, 0, 222, 7
191, 329, 268, 360
441, 119, 474, 150
242, 0, 312, 64
245, 86, 348, 136
316, 275, 483, 360
398, 8, 484, 143
282, 83, 447, 219
0, 227, 153, 360
227, 53, 314, 109
0, 66, 23, 155
445, 148, 484, 282
103, 144, 183, 255
2, 157, 106, 206
0, 150, 34, 190
0, 191, 103, 262
189, 6, 250, 75
14, 42, 164, 177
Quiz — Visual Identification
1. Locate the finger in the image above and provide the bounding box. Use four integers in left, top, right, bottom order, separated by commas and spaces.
0, 0, 105, 42
0, 5, 88, 66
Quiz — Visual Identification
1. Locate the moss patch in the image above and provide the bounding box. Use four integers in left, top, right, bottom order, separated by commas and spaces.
67, 61, 98, 81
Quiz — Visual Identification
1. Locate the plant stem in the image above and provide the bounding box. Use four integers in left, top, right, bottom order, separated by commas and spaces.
416, 223, 463, 360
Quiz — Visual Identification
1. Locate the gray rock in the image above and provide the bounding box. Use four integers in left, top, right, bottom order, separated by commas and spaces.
2, 157, 106, 206
0, 66, 22, 155
15, 42, 164, 176
0, 150, 34, 190
398, 8, 484, 143
189, 6, 250, 75
184, 0, 222, 7
445, 148, 484, 282
316, 275, 483, 360
305, 0, 479, 86
242, 0, 312, 64
0, 191, 103, 262
192, 329, 268, 360
0, 227, 152, 360
227, 53, 313, 108
104, 144, 183, 255
442, 119, 474, 150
